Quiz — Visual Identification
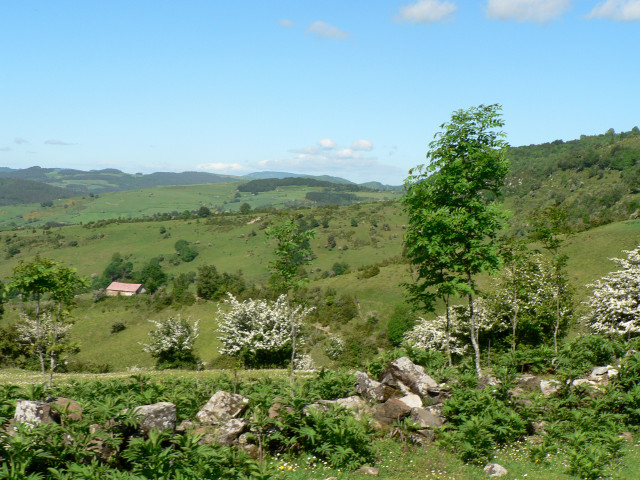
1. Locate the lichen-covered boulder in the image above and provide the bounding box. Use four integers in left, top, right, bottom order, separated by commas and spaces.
540, 379, 562, 397
373, 398, 411, 426
409, 407, 443, 428
133, 402, 177, 434
379, 357, 439, 399
355, 371, 397, 402
483, 463, 508, 477
14, 400, 58, 426
196, 391, 249, 425
216, 418, 248, 446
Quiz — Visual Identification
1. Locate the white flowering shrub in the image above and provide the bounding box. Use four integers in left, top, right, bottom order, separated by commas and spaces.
324, 335, 345, 360
16, 312, 75, 376
142, 315, 200, 369
217, 293, 313, 368
583, 245, 640, 338
404, 298, 506, 357
294, 354, 317, 372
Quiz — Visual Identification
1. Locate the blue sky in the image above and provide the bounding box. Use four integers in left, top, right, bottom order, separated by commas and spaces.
1, 0, 639, 184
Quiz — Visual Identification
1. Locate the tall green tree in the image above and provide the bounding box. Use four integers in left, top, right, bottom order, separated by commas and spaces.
403, 104, 509, 377
265, 215, 316, 385
9, 256, 88, 386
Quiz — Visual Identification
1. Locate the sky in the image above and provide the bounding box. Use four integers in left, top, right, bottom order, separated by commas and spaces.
1, 0, 639, 185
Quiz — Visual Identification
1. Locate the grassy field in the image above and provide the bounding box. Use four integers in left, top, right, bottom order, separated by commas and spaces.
0, 181, 402, 229
2, 200, 640, 370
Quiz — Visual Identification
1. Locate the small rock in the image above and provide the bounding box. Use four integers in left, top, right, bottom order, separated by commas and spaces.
356, 465, 379, 476
196, 391, 249, 425
410, 407, 443, 428
355, 371, 397, 402
48, 397, 83, 422
216, 418, 248, 446
619, 431, 633, 442
398, 393, 422, 409
379, 357, 439, 399
540, 379, 561, 397
483, 463, 508, 477
516, 374, 540, 391
373, 398, 411, 426
531, 420, 548, 434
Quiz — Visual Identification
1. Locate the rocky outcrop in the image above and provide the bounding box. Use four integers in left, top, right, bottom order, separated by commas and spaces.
373, 398, 412, 426
196, 391, 249, 425
215, 418, 248, 446
540, 379, 562, 397
409, 407, 443, 428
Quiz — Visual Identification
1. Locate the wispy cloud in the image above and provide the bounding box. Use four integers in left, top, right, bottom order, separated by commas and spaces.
254, 138, 402, 183
0, 147, 10, 152
306, 21, 350, 39
486, 0, 572, 22
587, 0, 640, 20
45, 139, 74, 145
351, 139, 373, 151
279, 19, 294, 27
397, 0, 457, 24
14, 137, 29, 144
317, 138, 337, 149
196, 162, 252, 174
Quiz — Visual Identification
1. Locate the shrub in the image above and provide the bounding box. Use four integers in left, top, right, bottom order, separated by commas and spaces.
110, 322, 126, 334
141, 315, 200, 369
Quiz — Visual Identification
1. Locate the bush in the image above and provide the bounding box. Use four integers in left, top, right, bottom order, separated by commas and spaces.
142, 315, 201, 369
110, 322, 126, 334
387, 304, 416, 346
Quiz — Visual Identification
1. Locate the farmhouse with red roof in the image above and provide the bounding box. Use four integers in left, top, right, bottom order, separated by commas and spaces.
106, 281, 146, 297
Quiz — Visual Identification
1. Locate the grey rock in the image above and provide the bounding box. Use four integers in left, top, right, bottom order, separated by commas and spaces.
216, 418, 248, 446
483, 463, 508, 477
398, 393, 422, 409
540, 379, 561, 397
410, 429, 435, 445
356, 465, 379, 476
48, 397, 83, 422
133, 402, 177, 434
409, 407, 443, 428
355, 371, 397, 402
516, 374, 540, 391
196, 391, 249, 425
379, 357, 439, 399
14, 400, 57, 426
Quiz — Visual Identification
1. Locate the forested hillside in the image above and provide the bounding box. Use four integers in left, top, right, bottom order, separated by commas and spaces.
0, 177, 78, 206
505, 127, 640, 231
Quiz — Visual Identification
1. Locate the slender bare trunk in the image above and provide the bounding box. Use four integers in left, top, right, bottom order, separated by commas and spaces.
554, 278, 560, 355
444, 296, 452, 367
288, 293, 296, 389
467, 273, 482, 378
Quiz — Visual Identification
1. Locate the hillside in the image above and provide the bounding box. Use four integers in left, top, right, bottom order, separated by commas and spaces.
0, 177, 78, 206
2, 199, 640, 370
0, 166, 240, 193
505, 127, 640, 231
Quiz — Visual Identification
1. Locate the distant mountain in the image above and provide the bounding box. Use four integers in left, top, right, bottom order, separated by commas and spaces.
0, 178, 78, 206
244, 171, 403, 189
0, 167, 241, 194
245, 171, 354, 185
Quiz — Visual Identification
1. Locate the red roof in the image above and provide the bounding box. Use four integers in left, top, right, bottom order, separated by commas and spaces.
107, 282, 143, 292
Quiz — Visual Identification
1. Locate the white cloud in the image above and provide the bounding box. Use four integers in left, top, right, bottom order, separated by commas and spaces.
279, 19, 294, 27
196, 162, 251, 174
587, 0, 640, 20
317, 138, 337, 149
397, 0, 457, 24
486, 0, 572, 22
351, 139, 373, 151
336, 148, 360, 158
306, 21, 350, 39
45, 139, 74, 145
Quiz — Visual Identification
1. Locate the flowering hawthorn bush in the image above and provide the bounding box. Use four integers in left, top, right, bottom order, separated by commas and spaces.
583, 245, 640, 339
142, 315, 200, 369
217, 293, 313, 368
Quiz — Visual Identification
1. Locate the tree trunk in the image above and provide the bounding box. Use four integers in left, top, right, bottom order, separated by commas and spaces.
444, 296, 452, 367
554, 283, 560, 355
49, 351, 56, 389
467, 273, 482, 378
288, 293, 296, 389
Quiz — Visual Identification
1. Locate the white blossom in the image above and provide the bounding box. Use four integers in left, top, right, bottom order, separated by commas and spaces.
141, 315, 200, 356
217, 293, 314, 356
583, 245, 640, 338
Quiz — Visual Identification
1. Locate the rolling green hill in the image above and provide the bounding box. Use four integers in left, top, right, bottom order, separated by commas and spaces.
0, 177, 78, 206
